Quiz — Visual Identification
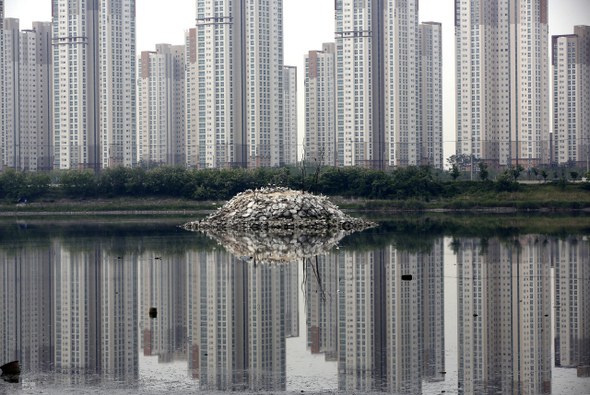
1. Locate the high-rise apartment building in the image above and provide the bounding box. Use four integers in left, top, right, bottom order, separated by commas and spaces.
52, 0, 136, 170
186, 0, 284, 170
455, 0, 550, 171
552, 26, 590, 167
283, 65, 298, 165
332, 1, 442, 169
138, 44, 186, 166
0, 0, 4, 169
1, 19, 52, 172
418, 22, 443, 169
305, 43, 336, 166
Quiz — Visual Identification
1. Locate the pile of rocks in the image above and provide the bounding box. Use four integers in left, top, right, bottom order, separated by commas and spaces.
182, 187, 376, 232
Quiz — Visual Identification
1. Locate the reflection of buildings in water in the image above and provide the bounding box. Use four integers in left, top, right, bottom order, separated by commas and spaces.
186, 250, 289, 391
457, 237, 552, 394
554, 237, 590, 368
53, 244, 140, 384
0, 241, 140, 384
0, 247, 54, 373
139, 254, 187, 364
306, 241, 444, 392
285, 261, 299, 339
101, 254, 139, 381
336, 251, 375, 391
305, 255, 338, 360
385, 240, 445, 393
53, 244, 103, 383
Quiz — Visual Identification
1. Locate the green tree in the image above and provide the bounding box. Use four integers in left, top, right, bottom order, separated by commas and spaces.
98, 166, 137, 197
569, 170, 578, 182
60, 169, 97, 197
541, 169, 548, 182
477, 162, 489, 181
25, 172, 52, 198
0, 169, 51, 200
531, 167, 539, 182
0, 169, 28, 200
450, 164, 461, 181
495, 171, 519, 192
509, 164, 524, 182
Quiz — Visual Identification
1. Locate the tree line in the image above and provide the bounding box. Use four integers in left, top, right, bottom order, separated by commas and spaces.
0, 164, 588, 202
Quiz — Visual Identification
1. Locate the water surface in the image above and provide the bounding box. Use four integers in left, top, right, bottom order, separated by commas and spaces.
0, 216, 588, 394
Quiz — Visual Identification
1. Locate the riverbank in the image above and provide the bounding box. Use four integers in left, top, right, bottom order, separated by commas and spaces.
0, 189, 588, 217
0, 180, 589, 215
0, 196, 220, 214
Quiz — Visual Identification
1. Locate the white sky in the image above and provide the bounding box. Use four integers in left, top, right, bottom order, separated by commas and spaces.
5, 0, 590, 162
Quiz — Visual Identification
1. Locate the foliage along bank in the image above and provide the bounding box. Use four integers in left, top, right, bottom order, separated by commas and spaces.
0, 165, 589, 206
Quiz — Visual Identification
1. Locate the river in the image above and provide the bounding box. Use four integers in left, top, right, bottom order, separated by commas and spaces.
0, 215, 588, 394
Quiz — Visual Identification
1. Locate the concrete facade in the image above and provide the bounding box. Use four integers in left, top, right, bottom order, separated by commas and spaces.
455, 0, 550, 171
305, 43, 336, 166
552, 26, 590, 168
1, 19, 53, 172
52, 0, 136, 170
186, 0, 285, 170
138, 44, 186, 166
332, 0, 443, 169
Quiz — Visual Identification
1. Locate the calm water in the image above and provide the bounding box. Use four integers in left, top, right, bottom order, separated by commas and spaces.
0, 216, 589, 394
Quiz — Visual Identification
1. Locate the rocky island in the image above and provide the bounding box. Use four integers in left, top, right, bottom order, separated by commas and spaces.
182, 187, 377, 233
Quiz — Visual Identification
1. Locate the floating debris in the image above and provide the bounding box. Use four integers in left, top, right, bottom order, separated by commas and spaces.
1, 361, 20, 383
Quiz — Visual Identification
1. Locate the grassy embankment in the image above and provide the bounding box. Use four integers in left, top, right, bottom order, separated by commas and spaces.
337, 182, 590, 211
0, 193, 219, 214
0, 181, 588, 214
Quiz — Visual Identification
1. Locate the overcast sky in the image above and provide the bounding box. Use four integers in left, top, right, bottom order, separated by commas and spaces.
5, 0, 590, 161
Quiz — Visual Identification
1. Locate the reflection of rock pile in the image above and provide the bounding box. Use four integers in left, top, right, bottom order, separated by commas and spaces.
182, 187, 376, 232
203, 229, 350, 264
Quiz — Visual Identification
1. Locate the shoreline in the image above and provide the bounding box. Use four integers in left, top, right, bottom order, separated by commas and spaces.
1, 206, 588, 217
0, 192, 589, 216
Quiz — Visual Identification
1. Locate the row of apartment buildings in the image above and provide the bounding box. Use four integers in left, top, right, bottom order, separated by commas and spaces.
0, 0, 299, 171
1, 1, 588, 172
455, 1, 589, 170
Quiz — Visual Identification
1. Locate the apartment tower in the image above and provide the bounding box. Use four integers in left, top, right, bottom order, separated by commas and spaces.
186, 0, 284, 169
455, 0, 550, 171
418, 22, 443, 169
52, 0, 136, 170
0, 0, 4, 169
552, 26, 590, 167
305, 43, 336, 166
1, 19, 53, 171
138, 44, 186, 166
283, 65, 298, 165
333, 0, 442, 169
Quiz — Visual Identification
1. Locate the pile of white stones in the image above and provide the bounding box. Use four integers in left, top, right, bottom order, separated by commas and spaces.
182, 187, 376, 232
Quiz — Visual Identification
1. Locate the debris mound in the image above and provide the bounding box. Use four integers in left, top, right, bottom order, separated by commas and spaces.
182, 187, 376, 233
